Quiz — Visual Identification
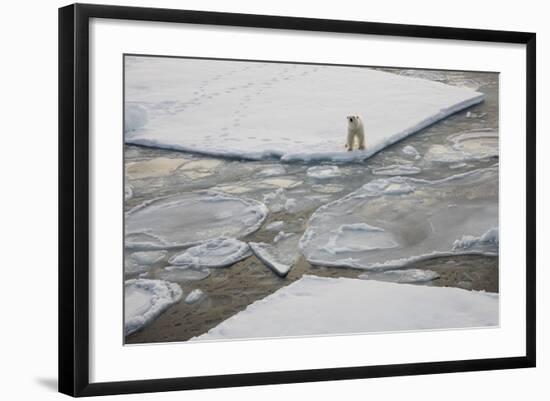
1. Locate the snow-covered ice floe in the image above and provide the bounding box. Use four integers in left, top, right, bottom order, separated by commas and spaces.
300, 167, 498, 270
358, 269, 440, 284
125, 250, 167, 275
185, 289, 204, 304
125, 279, 182, 336
168, 237, 251, 268
125, 57, 484, 162
193, 275, 498, 340
125, 192, 267, 249
250, 232, 300, 277
306, 166, 341, 179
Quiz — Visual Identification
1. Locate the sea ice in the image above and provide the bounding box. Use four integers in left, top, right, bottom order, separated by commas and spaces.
126, 157, 187, 179
124, 183, 133, 201
358, 269, 440, 284
402, 145, 421, 159
125, 192, 268, 249
125, 57, 484, 162
265, 221, 284, 231
125, 278, 182, 336
424, 130, 498, 163
306, 166, 341, 179
185, 289, 204, 304
300, 167, 498, 269
168, 237, 251, 268
249, 233, 300, 277
372, 164, 421, 176
193, 275, 498, 340
125, 250, 167, 275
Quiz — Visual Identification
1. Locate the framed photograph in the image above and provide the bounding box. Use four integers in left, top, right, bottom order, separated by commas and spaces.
58, 3, 536, 397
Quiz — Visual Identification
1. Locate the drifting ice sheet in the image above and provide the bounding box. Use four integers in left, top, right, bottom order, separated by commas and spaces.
300, 167, 498, 269
250, 233, 300, 277
125, 192, 267, 249
168, 237, 251, 268
125, 279, 182, 336
194, 275, 498, 340
125, 57, 484, 162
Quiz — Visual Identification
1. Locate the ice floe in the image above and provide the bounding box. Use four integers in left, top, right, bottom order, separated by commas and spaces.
265, 221, 284, 231
125, 250, 167, 275
125, 278, 182, 336
300, 167, 498, 269
425, 130, 498, 163
194, 275, 498, 340
372, 164, 421, 176
168, 237, 251, 268
250, 233, 300, 277
124, 183, 133, 201
125, 56, 484, 163
124, 103, 148, 132
402, 145, 421, 160
306, 166, 341, 179
452, 227, 499, 254
358, 269, 440, 284
156, 267, 211, 282
125, 192, 268, 249
185, 289, 204, 304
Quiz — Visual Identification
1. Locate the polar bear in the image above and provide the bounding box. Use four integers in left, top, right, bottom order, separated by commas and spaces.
345, 115, 365, 151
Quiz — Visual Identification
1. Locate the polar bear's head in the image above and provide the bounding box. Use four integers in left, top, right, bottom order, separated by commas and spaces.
347, 115, 362, 129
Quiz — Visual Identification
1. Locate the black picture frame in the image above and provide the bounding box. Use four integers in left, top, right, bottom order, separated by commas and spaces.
59, 3, 536, 397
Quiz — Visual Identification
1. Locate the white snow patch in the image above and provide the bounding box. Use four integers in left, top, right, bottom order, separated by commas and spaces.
453, 227, 499, 253
185, 289, 204, 304
125, 57, 484, 162
168, 237, 251, 268
125, 279, 182, 336
194, 275, 498, 340
125, 192, 267, 249
265, 221, 284, 231
250, 233, 299, 277
125, 104, 148, 133
402, 145, 421, 159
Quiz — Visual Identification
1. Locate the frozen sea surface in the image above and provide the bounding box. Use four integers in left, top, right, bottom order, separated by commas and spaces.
125, 57, 483, 162
125, 192, 268, 249
300, 167, 498, 269
168, 237, 251, 268
194, 275, 498, 340
125, 279, 182, 336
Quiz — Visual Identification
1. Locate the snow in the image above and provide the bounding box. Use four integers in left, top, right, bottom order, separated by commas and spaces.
125, 250, 167, 275
265, 221, 284, 231
124, 183, 133, 201
168, 237, 251, 268
453, 227, 499, 253
125, 279, 182, 336
359, 269, 440, 284
124, 103, 148, 132
125, 56, 484, 163
402, 145, 421, 159
125, 192, 267, 249
194, 275, 498, 340
372, 164, 421, 176
185, 289, 204, 304
306, 166, 341, 179
300, 167, 498, 269
250, 233, 300, 277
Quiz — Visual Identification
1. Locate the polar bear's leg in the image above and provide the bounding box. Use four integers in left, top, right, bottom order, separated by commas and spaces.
346, 131, 355, 151
357, 131, 365, 150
